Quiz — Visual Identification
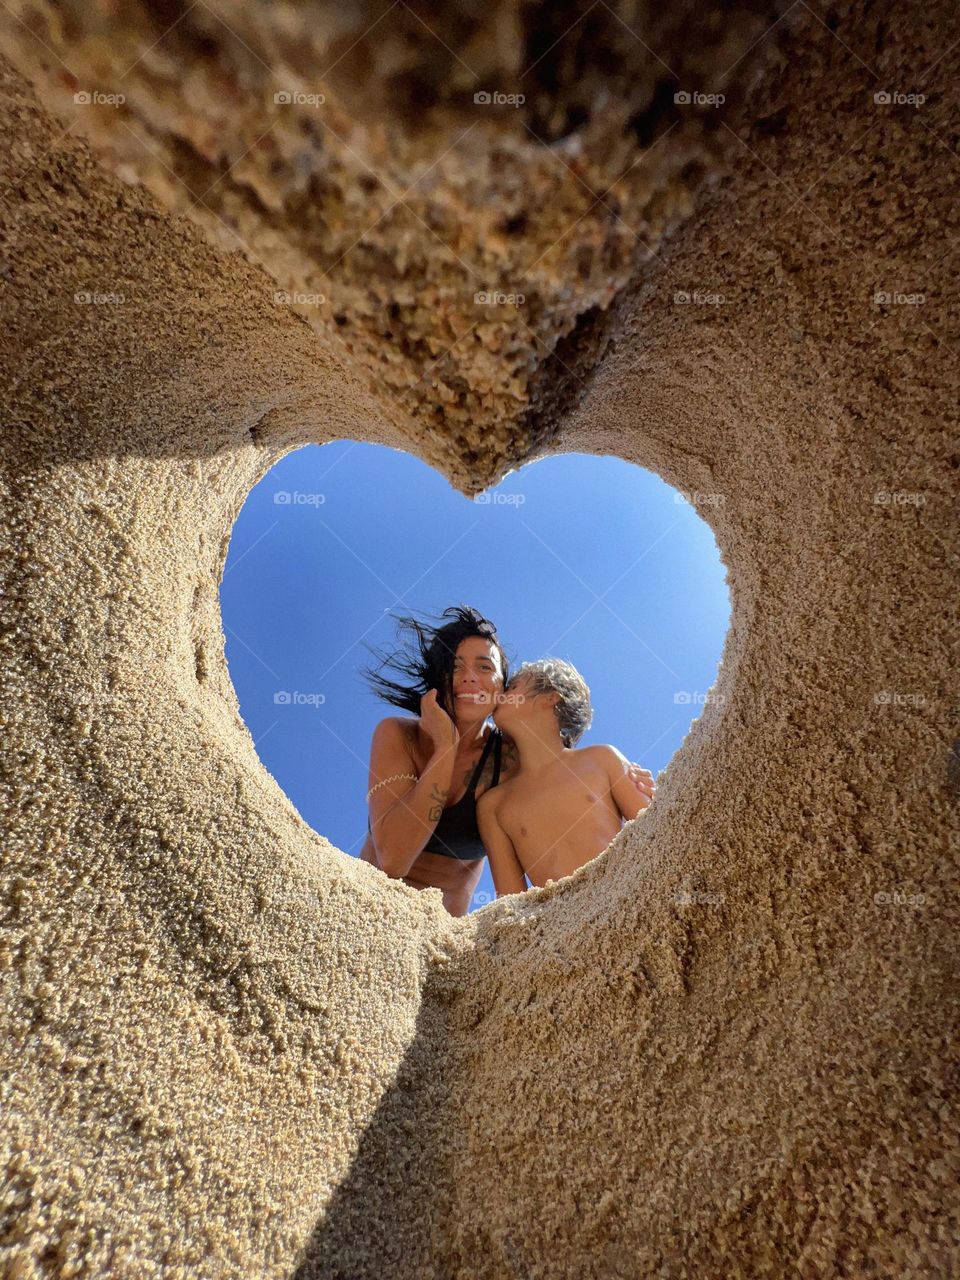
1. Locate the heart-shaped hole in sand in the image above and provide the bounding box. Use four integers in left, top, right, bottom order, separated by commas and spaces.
220, 440, 730, 912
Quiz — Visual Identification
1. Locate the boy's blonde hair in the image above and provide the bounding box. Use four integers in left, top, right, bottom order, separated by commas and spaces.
514, 657, 593, 747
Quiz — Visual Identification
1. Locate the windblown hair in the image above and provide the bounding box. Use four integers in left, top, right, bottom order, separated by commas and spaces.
359, 605, 509, 719
513, 657, 593, 747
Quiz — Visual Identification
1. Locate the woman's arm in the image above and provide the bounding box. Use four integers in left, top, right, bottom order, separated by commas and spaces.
624, 761, 656, 807
367, 716, 457, 878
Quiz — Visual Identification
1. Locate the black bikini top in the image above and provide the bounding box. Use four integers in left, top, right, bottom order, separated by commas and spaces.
422, 727, 503, 860
367, 727, 503, 862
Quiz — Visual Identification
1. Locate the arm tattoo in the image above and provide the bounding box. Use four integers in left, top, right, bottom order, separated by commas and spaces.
427, 784, 448, 823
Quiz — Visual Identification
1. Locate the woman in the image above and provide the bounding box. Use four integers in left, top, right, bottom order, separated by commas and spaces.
359, 604, 655, 916
358, 605, 512, 916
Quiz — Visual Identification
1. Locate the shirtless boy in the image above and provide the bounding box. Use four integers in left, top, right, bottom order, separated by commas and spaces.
477, 659, 654, 895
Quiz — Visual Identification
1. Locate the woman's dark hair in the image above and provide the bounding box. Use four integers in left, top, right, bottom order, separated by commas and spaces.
360, 605, 509, 718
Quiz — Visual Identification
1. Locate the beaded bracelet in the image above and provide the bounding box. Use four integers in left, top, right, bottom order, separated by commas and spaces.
365, 772, 419, 802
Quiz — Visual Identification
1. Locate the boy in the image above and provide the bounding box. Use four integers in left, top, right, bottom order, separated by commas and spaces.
477, 658, 652, 896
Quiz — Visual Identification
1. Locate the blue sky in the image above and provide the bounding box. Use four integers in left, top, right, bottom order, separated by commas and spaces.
220, 441, 730, 910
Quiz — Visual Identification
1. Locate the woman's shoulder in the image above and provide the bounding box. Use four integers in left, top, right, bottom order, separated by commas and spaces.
372, 713, 418, 735
370, 714, 422, 757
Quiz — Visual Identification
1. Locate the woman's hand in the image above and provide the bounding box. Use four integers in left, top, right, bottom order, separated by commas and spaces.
419, 688, 459, 756
626, 763, 656, 810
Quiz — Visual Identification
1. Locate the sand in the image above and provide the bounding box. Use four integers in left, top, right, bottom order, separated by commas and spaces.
0, 1, 957, 1275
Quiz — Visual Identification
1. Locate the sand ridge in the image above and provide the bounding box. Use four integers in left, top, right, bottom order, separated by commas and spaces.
1, 1, 957, 1275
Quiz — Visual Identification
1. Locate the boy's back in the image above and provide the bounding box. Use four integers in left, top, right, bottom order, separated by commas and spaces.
478, 744, 644, 892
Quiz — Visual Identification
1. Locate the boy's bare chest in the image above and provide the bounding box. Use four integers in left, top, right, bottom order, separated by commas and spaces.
499, 765, 612, 842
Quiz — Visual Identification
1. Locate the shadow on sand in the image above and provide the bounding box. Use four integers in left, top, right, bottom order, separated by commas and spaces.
291, 983, 464, 1279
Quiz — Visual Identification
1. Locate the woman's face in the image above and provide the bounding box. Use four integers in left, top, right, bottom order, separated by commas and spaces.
449, 636, 504, 726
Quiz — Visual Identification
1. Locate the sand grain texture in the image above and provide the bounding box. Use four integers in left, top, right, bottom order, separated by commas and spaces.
1, 1, 957, 1276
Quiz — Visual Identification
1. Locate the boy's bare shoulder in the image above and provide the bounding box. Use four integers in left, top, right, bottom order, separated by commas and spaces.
478, 774, 515, 814
574, 743, 629, 772
476, 786, 500, 817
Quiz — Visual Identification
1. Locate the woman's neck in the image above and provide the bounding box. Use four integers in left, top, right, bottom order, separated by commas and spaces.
453, 717, 489, 759
414, 716, 488, 762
